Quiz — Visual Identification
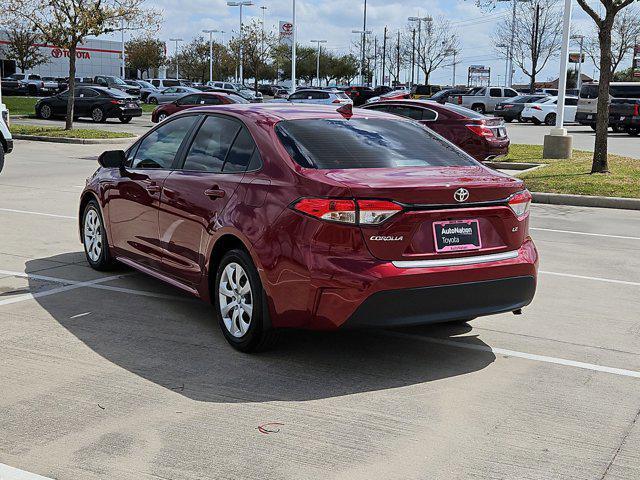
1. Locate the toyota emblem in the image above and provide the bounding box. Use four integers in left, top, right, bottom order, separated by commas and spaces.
454, 188, 470, 203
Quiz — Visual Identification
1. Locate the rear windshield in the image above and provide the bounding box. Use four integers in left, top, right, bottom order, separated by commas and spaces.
441, 103, 486, 119
275, 118, 476, 170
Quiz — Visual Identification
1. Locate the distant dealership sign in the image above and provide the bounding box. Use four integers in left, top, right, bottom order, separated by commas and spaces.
569, 53, 585, 63
634, 44, 640, 78
279, 21, 294, 47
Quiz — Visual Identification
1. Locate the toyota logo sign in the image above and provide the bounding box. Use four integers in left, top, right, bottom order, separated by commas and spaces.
281, 22, 293, 32
454, 188, 470, 203
51, 48, 63, 58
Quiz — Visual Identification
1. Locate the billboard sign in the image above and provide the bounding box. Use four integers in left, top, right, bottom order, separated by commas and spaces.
569, 53, 585, 64
279, 21, 294, 47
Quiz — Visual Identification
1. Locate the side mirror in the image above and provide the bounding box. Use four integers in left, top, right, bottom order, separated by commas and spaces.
98, 150, 126, 168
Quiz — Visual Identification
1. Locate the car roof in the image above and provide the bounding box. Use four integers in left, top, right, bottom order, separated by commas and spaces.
176, 103, 394, 123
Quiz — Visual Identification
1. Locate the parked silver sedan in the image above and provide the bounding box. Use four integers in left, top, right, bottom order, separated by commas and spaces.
287, 88, 353, 105
147, 86, 201, 105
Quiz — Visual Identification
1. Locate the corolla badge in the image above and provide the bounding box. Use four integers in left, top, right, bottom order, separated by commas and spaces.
454, 188, 470, 203
370, 235, 404, 242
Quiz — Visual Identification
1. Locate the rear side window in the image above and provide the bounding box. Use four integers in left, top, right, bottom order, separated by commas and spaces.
580, 84, 598, 99
163, 80, 181, 87
610, 85, 640, 99
276, 118, 476, 170
224, 127, 261, 172
566, 98, 578, 106
131, 115, 198, 169
490, 88, 502, 97
183, 116, 240, 172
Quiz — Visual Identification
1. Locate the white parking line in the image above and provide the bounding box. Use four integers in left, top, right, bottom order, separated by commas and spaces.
541, 271, 640, 287
385, 333, 640, 379
531, 227, 640, 241
0, 208, 75, 220
0, 462, 54, 479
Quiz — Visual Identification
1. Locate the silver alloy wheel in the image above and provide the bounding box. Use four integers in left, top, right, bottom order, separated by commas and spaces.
92, 108, 103, 122
158, 113, 167, 121
84, 208, 103, 263
218, 262, 253, 338
40, 104, 51, 119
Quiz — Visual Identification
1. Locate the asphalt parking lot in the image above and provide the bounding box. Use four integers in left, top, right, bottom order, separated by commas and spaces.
1, 140, 639, 480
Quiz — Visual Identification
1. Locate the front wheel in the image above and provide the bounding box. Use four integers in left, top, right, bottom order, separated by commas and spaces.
82, 199, 115, 271
149, 97, 158, 105
39, 104, 52, 119
471, 104, 485, 114
214, 249, 278, 352
119, 116, 132, 124
504, 118, 513, 123
627, 126, 639, 137
612, 124, 625, 134
157, 112, 168, 122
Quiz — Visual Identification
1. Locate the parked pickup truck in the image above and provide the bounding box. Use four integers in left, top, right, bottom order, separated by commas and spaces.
609, 98, 640, 136
79, 76, 141, 97
1, 73, 58, 96
453, 86, 520, 114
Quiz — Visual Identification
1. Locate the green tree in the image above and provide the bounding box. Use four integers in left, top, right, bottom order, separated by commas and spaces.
3, 22, 49, 73
125, 37, 165, 78
5, 0, 160, 130
228, 20, 278, 92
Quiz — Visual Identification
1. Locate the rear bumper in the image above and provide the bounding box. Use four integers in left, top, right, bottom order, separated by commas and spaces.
346, 275, 535, 327
307, 238, 538, 330
5, 138, 13, 154
494, 109, 521, 120
108, 106, 142, 118
575, 112, 596, 125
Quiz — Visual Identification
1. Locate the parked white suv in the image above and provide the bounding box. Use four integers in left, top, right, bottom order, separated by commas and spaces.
521, 96, 579, 126
0, 102, 13, 173
287, 89, 353, 105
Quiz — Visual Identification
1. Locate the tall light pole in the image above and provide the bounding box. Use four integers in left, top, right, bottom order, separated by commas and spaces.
571, 34, 585, 93
227, 1, 253, 85
542, 0, 573, 159
496, 43, 509, 86
361, 0, 368, 85
169, 38, 183, 79
497, 0, 531, 87
120, 19, 126, 79
203, 29, 220, 83
408, 16, 431, 85
352, 29, 372, 85
445, 48, 459, 87
310, 40, 327, 87
291, 0, 297, 94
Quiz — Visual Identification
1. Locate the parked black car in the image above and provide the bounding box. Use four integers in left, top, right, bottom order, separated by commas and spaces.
430, 88, 470, 105
35, 86, 142, 123
494, 94, 550, 122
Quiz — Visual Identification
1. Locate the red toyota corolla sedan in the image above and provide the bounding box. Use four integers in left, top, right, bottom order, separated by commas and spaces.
151, 91, 249, 123
79, 103, 538, 352
362, 100, 510, 162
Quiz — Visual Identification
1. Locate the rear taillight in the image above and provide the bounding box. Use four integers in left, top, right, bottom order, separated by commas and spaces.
532, 105, 542, 111
110, 99, 125, 105
292, 198, 402, 225
634, 103, 639, 116
457, 96, 462, 105
332, 99, 341, 103
504, 104, 514, 109
466, 122, 495, 138
508, 190, 532, 220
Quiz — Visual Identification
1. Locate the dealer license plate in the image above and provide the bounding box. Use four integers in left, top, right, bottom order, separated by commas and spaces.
433, 220, 482, 253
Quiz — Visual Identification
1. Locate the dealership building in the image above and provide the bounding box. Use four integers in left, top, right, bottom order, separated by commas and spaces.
0, 31, 123, 79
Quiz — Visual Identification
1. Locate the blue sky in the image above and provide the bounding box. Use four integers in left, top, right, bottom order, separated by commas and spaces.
112, 0, 634, 85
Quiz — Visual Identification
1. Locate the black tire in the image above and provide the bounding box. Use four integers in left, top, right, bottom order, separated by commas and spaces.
38, 103, 53, 120
82, 199, 115, 271
28, 85, 37, 96
119, 116, 132, 124
612, 124, 625, 134
149, 97, 158, 105
0, 148, 4, 174
91, 107, 106, 123
544, 113, 556, 126
518, 114, 527, 123
214, 249, 278, 353
471, 104, 485, 114
531, 117, 542, 125
504, 118, 513, 123
627, 126, 639, 137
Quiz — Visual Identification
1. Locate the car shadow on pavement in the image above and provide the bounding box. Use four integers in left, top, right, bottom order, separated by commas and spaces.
27, 254, 496, 403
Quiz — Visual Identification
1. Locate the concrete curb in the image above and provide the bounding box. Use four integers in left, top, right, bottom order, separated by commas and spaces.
12, 134, 138, 145
532, 192, 640, 211
485, 161, 544, 171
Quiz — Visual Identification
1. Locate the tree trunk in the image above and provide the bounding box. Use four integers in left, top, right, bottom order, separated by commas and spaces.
529, 74, 536, 94
65, 45, 77, 131
592, 17, 614, 174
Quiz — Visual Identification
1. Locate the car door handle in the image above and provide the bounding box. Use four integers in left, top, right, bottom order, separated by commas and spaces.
204, 187, 225, 198
145, 183, 161, 194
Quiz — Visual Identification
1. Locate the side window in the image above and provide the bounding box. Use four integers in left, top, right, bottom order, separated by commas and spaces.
475, 88, 486, 96
164, 87, 177, 94
504, 89, 518, 97
214, 82, 223, 88
224, 127, 259, 173
422, 108, 438, 121
388, 106, 424, 121
131, 116, 197, 169
200, 96, 222, 105
490, 88, 502, 97
182, 116, 241, 172
84, 88, 100, 98
224, 83, 234, 90
176, 94, 199, 106
566, 98, 578, 106
152, 80, 160, 87
289, 92, 304, 100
